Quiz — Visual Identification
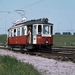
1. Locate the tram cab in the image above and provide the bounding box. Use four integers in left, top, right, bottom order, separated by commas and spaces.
26, 18, 53, 52
32, 24, 53, 44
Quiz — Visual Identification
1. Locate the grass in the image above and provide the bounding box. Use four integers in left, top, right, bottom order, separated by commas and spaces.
0, 34, 7, 45
0, 55, 41, 75
53, 35, 75, 47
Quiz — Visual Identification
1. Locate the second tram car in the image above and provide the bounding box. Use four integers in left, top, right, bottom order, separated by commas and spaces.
7, 18, 53, 52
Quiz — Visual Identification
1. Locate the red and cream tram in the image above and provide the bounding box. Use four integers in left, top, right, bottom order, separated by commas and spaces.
7, 18, 53, 52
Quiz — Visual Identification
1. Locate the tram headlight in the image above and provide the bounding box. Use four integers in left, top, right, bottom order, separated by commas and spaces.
45, 40, 48, 44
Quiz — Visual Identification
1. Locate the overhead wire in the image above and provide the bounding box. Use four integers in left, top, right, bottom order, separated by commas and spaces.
19, 0, 44, 10
0, 2, 10, 22
14, 0, 44, 18
0, 0, 44, 14
0, 0, 10, 21
0, 11, 10, 13
0, 0, 44, 21
0, 13, 10, 21
0, 0, 45, 34
9, 0, 44, 14
0, 0, 10, 12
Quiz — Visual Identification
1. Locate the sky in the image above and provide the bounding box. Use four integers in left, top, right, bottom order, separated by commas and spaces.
0, 0, 75, 34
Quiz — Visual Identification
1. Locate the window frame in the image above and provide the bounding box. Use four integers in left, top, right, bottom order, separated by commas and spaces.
37, 24, 42, 35
42, 24, 52, 37
17, 27, 20, 36
21, 26, 26, 36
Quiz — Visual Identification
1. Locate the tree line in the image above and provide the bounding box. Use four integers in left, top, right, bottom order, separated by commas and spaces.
54, 32, 75, 35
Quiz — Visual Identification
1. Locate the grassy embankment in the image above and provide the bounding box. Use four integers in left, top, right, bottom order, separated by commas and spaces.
0, 55, 41, 75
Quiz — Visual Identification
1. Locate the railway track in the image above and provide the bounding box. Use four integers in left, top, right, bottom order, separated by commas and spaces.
52, 46, 75, 53
0, 46, 75, 60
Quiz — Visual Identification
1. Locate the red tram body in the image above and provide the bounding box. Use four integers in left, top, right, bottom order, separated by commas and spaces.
7, 18, 53, 52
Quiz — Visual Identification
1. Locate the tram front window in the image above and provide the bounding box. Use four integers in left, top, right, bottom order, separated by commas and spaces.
43, 25, 49, 34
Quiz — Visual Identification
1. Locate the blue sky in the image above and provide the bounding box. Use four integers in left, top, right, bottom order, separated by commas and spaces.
0, 0, 75, 34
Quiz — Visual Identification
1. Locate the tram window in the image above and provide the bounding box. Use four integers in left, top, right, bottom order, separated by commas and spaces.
22, 27, 25, 35
8, 30, 11, 37
33, 25, 37, 35
11, 30, 12, 37
38, 25, 42, 34
14, 29, 16, 36
7, 30, 10, 37
12, 30, 14, 37
17, 28, 20, 36
43, 25, 49, 34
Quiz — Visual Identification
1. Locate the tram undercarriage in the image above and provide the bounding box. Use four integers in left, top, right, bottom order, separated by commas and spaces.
8, 44, 53, 53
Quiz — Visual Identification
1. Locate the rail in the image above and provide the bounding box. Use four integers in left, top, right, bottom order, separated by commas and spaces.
0, 46, 75, 61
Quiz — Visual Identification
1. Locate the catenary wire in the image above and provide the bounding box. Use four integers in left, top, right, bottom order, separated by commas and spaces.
18, 0, 44, 10
0, 0, 44, 21
0, 13, 10, 21
0, 0, 10, 12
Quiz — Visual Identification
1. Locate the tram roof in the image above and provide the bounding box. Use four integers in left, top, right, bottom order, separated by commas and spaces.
8, 18, 53, 30
15, 18, 53, 26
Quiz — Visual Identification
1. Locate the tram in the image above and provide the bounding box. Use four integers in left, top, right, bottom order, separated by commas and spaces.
7, 18, 53, 52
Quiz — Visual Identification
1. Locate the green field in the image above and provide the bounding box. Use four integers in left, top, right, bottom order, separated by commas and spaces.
0, 55, 41, 75
53, 35, 75, 47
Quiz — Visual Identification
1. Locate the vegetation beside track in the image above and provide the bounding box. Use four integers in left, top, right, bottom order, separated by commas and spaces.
0, 55, 41, 75
0, 34, 7, 45
53, 35, 75, 47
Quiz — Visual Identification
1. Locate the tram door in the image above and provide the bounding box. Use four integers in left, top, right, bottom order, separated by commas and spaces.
33, 25, 37, 44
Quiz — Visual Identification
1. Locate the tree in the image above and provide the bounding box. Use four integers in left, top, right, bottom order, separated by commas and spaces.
54, 32, 61, 35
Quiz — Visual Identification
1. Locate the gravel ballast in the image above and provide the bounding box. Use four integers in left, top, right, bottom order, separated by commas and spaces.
0, 49, 75, 75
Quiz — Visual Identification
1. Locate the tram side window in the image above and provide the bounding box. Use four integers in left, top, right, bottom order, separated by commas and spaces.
14, 29, 16, 36
22, 27, 25, 35
8, 30, 10, 37
17, 28, 20, 36
8, 30, 9, 37
11, 30, 12, 37
33, 25, 37, 35
38, 25, 42, 34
